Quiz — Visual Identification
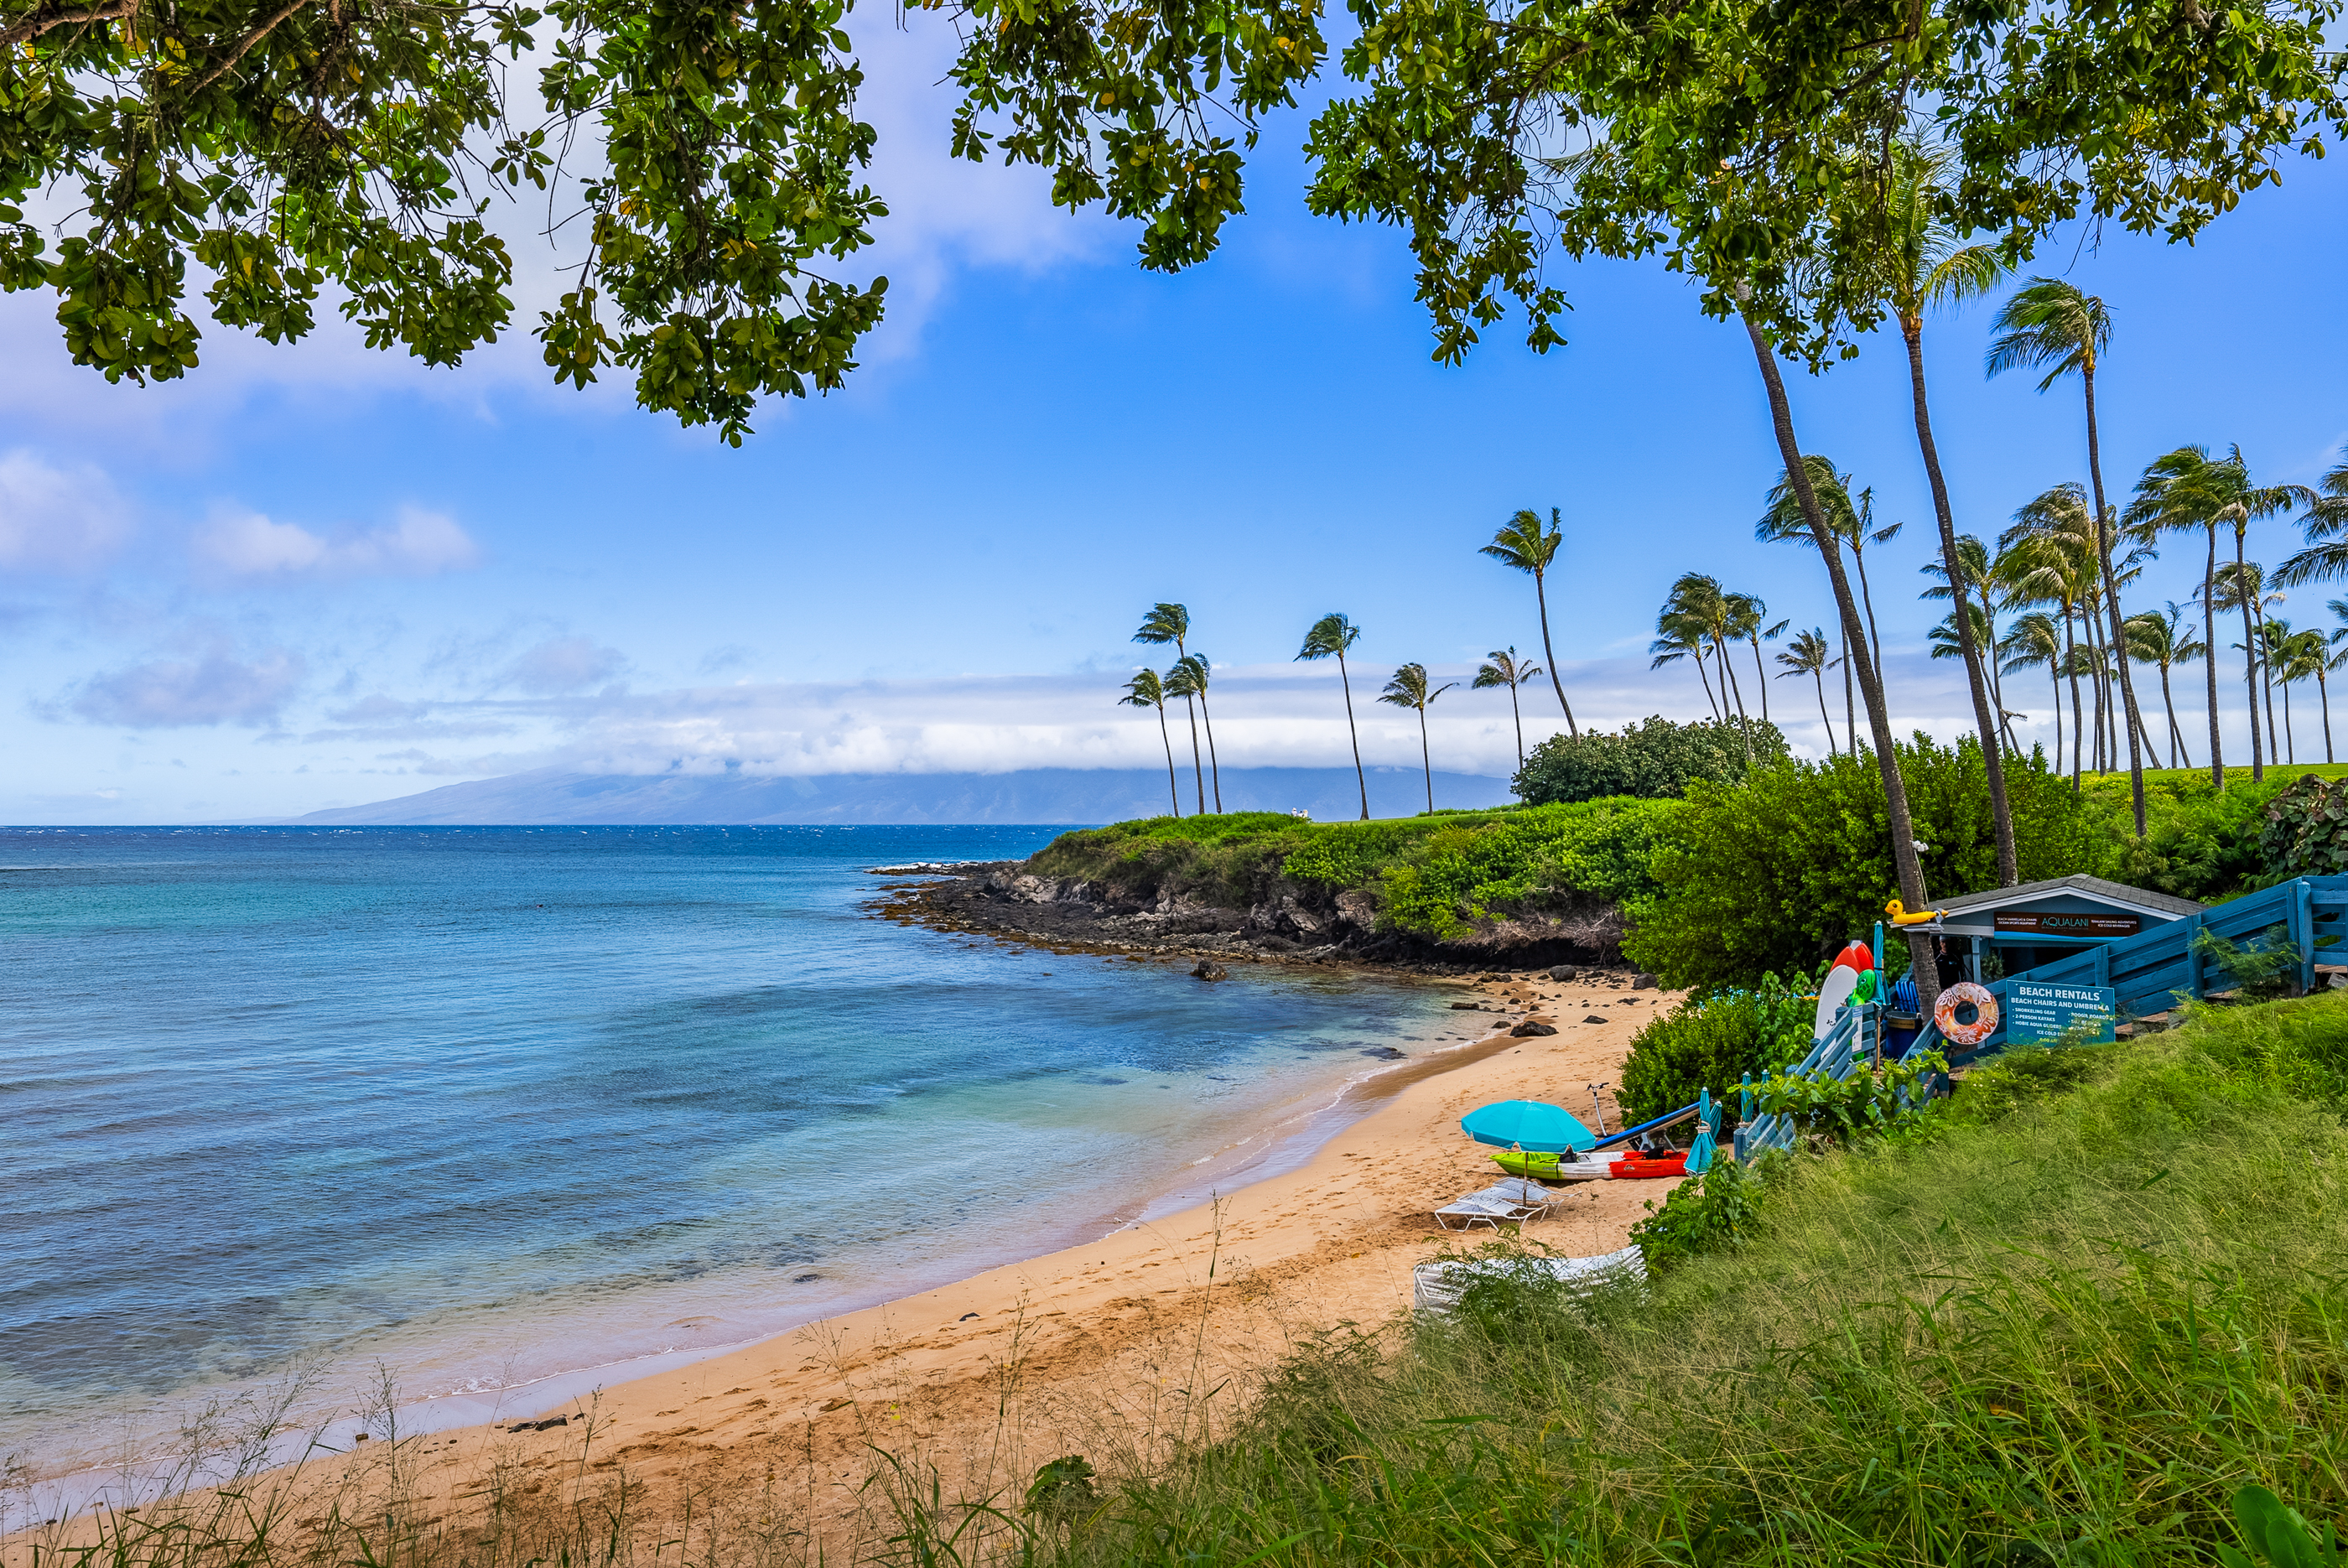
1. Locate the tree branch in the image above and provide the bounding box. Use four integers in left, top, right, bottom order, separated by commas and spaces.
184, 0, 308, 95
0, 0, 137, 50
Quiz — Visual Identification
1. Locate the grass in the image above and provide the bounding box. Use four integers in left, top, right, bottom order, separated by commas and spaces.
990, 994, 2348, 1567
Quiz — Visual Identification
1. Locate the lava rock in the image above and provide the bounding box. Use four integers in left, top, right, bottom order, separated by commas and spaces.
1191, 960, 1229, 981
1582, 1014, 1612, 1025
1448, 1000, 1480, 1010
1633, 973, 1660, 990
1547, 963, 1579, 981
1510, 1021, 1557, 1037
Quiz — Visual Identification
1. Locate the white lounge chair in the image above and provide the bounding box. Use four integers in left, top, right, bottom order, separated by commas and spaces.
1468, 1177, 1560, 1215
1431, 1193, 1539, 1231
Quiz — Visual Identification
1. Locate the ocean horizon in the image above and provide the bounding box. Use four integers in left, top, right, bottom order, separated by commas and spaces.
0, 825, 1459, 1503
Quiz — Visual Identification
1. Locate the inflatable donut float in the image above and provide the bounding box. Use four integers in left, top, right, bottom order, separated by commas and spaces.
1934, 980, 1999, 1046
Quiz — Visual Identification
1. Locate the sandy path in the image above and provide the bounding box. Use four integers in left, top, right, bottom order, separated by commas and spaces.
9, 969, 1681, 1561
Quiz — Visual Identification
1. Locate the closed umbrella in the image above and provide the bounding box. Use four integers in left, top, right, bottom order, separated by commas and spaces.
1460, 1099, 1596, 1154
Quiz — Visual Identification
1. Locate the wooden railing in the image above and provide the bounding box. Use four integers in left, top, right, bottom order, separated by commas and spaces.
1730, 875, 2348, 1158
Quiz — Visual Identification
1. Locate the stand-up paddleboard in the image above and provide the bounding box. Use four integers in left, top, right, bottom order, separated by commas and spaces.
1814, 964, 1859, 1041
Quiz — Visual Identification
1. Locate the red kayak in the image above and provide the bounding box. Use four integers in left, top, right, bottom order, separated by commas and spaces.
1607, 1153, 1687, 1179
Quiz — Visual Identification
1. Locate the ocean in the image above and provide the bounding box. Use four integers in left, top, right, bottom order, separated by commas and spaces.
0, 826, 1456, 1497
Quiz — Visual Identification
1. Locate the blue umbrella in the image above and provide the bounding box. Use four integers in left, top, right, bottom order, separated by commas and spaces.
1460, 1099, 1596, 1154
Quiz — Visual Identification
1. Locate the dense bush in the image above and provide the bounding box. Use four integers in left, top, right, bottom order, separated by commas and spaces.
2084, 771, 2294, 901
1624, 735, 2093, 990
1616, 970, 1818, 1121
1514, 715, 1788, 805
2257, 772, 2348, 880
1289, 798, 1670, 940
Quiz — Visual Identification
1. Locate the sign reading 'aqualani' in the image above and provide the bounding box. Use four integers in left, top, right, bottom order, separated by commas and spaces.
1994, 911, 2141, 937
2007, 982, 2118, 1044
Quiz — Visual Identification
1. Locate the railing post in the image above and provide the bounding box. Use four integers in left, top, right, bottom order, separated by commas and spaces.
2299, 880, 2317, 996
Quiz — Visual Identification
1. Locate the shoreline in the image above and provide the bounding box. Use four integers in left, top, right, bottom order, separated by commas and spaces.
7, 963, 1679, 1558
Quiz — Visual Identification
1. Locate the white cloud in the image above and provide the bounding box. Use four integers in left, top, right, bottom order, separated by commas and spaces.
0, 448, 133, 571
500, 636, 628, 694
195, 504, 481, 578
73, 643, 304, 728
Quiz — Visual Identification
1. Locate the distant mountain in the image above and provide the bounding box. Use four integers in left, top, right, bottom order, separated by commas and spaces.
288, 766, 1518, 825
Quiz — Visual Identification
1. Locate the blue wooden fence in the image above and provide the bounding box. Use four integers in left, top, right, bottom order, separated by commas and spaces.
1732, 875, 2348, 1160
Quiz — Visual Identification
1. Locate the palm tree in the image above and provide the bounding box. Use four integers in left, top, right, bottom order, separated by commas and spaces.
2122, 603, 2201, 769
1921, 532, 2016, 755
1649, 613, 1719, 721
2127, 447, 2242, 788
1988, 276, 2150, 830
2274, 626, 2330, 765
1119, 668, 1182, 817
1481, 509, 1576, 735
1757, 459, 1899, 678
1662, 573, 1752, 729
1162, 655, 1219, 814
2000, 611, 2065, 771
2273, 454, 2348, 588
1379, 662, 1457, 813
1774, 627, 1836, 753
1134, 603, 1220, 813
2215, 560, 2290, 778
1879, 136, 2018, 880
1473, 647, 1543, 775
1726, 593, 1786, 723
2001, 485, 2101, 786
1297, 613, 1370, 820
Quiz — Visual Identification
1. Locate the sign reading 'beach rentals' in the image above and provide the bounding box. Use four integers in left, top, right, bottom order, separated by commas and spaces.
1994, 910, 2141, 937
2006, 981, 2118, 1044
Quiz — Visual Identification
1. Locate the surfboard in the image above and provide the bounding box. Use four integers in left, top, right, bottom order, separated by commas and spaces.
1814, 964, 1859, 1041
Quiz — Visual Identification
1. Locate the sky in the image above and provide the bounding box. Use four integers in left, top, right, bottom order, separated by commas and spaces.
3, 25, 2345, 823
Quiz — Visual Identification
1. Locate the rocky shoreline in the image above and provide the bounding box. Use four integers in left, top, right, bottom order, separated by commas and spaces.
865, 859, 1638, 977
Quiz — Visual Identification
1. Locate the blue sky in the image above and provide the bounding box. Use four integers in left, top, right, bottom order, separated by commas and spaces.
3, 25, 2345, 823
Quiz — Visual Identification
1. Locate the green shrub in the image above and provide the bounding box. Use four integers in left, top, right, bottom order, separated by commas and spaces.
2085, 771, 2288, 901
1514, 715, 1789, 806
1624, 735, 2092, 990
1616, 970, 1817, 1122
1629, 1154, 1767, 1271
2259, 772, 2348, 880
1323, 797, 1670, 940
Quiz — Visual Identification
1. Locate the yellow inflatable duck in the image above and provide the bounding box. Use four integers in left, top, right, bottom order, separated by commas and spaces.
1885, 898, 1945, 927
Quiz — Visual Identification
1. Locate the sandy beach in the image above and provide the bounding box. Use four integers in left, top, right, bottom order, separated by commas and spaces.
9, 967, 1680, 1560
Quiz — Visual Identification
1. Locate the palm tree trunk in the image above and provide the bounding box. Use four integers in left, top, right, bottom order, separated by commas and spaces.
1716, 635, 1749, 723
2321, 666, 2335, 765
1748, 636, 1770, 722
1740, 304, 1939, 1017
2205, 523, 2226, 790
1417, 706, 1434, 813
2236, 525, 2265, 782
1842, 643, 1857, 753
2158, 662, 2184, 769
1157, 704, 1181, 817
2283, 676, 2296, 765
1182, 694, 1206, 814
2064, 606, 2084, 789
1904, 321, 2018, 882
1338, 651, 1368, 820
2262, 625, 2280, 765
2081, 367, 2148, 832
1692, 645, 1721, 722
2049, 658, 2064, 774
1533, 568, 1577, 736
1197, 688, 1223, 813
1852, 542, 1885, 688
1509, 683, 1524, 776
1814, 666, 1835, 755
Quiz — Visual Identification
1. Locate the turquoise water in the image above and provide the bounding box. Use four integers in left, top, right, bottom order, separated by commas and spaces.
0, 827, 1452, 1482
